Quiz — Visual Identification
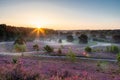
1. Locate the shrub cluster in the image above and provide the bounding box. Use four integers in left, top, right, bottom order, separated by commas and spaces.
58, 39, 62, 43
33, 44, 39, 51
66, 49, 76, 62
85, 46, 92, 52
106, 45, 119, 54
66, 35, 74, 42
44, 45, 54, 53
12, 58, 18, 64
78, 34, 88, 43
57, 48, 62, 55
96, 61, 108, 72
14, 36, 26, 45
14, 43, 26, 52
117, 53, 120, 71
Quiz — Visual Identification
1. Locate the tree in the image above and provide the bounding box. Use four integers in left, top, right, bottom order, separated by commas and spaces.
14, 36, 26, 45
33, 44, 39, 51
44, 45, 53, 53
13, 36, 26, 56
85, 46, 92, 52
99, 34, 106, 39
66, 49, 76, 62
78, 34, 88, 43
58, 39, 62, 43
0, 24, 6, 41
66, 35, 74, 42
112, 35, 120, 43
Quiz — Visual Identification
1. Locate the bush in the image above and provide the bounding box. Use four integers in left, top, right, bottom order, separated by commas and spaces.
13, 36, 26, 52
66, 35, 74, 42
96, 61, 108, 72
60, 45, 64, 49
58, 39, 62, 43
13, 43, 26, 52
117, 53, 120, 71
14, 36, 26, 45
44, 45, 53, 53
58, 48, 62, 55
12, 58, 18, 64
78, 34, 88, 43
33, 44, 39, 51
106, 45, 119, 54
112, 35, 120, 43
66, 49, 76, 62
85, 46, 92, 52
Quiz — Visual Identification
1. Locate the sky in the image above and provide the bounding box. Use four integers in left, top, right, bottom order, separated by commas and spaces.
0, 0, 120, 30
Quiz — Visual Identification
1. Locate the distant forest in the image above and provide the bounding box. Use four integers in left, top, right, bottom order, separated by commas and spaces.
0, 24, 120, 42
0, 24, 56, 41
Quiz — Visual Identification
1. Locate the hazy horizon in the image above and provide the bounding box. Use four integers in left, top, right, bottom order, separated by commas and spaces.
0, 0, 120, 30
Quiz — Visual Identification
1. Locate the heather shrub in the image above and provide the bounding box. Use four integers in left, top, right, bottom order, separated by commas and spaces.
66, 49, 76, 62
60, 45, 64, 49
33, 44, 39, 51
44, 45, 53, 53
85, 46, 92, 52
0, 60, 40, 80
96, 61, 108, 72
12, 58, 18, 64
106, 46, 110, 52
57, 48, 62, 55
117, 53, 120, 62
106, 45, 119, 54
93, 48, 102, 52
117, 53, 120, 71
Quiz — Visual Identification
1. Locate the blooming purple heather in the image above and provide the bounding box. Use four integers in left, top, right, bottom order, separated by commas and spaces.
0, 56, 119, 80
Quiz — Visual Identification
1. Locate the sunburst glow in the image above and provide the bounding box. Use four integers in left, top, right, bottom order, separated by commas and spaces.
30, 27, 45, 39
31, 22, 42, 29
29, 20, 47, 39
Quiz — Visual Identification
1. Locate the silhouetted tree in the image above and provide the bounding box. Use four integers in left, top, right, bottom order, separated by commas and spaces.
78, 34, 88, 43
0, 24, 6, 41
58, 39, 62, 43
0, 24, 56, 41
99, 34, 106, 39
66, 35, 74, 42
112, 35, 120, 43
14, 36, 26, 45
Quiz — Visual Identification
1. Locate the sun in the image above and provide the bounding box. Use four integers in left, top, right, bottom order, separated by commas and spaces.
30, 21, 43, 29
29, 20, 48, 37
36, 25, 41, 29
34, 22, 42, 29
30, 22, 45, 38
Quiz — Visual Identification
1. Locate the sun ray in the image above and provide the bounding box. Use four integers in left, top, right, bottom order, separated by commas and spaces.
30, 28, 46, 39
39, 28, 45, 36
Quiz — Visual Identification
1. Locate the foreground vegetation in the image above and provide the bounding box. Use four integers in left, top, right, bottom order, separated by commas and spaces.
0, 56, 119, 80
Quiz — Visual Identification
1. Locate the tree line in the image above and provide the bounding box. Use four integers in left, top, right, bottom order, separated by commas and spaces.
0, 24, 56, 41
